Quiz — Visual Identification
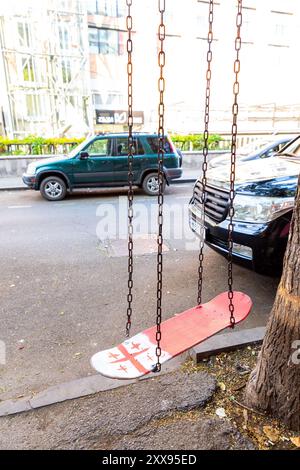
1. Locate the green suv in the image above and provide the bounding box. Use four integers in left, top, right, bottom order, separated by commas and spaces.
22, 133, 182, 201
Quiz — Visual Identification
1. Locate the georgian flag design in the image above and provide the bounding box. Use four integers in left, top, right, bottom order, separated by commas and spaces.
91, 333, 171, 379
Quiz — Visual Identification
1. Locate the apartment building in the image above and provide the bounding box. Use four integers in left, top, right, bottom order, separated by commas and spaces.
86, 0, 300, 134
0, 0, 92, 138
1, 0, 300, 138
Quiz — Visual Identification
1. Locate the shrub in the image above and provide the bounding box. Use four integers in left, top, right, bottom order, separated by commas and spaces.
0, 135, 85, 155
170, 133, 223, 151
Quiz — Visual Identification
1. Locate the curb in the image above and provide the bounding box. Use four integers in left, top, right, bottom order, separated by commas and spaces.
191, 326, 266, 363
0, 186, 29, 191
0, 353, 187, 417
0, 328, 266, 417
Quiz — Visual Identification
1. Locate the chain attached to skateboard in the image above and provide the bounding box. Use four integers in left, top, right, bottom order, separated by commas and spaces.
197, 0, 214, 306
154, 0, 166, 373
126, 0, 134, 337
228, 0, 243, 328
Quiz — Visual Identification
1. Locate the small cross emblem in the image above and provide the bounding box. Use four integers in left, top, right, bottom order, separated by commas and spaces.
108, 352, 120, 360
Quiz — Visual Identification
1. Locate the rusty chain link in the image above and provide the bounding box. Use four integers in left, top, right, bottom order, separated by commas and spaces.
197, 0, 214, 306
228, 0, 242, 328
126, 0, 134, 337
154, 0, 166, 373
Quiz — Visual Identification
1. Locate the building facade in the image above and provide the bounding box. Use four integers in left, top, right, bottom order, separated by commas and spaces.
0, 0, 92, 138
1, 0, 300, 138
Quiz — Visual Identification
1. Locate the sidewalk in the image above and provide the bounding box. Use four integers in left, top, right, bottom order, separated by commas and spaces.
0, 177, 28, 190
0, 170, 199, 191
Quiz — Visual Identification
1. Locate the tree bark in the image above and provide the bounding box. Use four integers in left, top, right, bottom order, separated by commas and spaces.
245, 176, 300, 431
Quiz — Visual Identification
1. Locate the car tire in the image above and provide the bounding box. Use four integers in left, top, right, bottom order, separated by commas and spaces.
40, 176, 67, 201
142, 173, 166, 196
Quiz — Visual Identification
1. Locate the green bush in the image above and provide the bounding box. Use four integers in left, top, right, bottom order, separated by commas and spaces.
0, 135, 85, 155
170, 133, 223, 151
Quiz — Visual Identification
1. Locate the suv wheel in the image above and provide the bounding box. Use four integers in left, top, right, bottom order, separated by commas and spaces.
40, 176, 67, 201
142, 173, 166, 196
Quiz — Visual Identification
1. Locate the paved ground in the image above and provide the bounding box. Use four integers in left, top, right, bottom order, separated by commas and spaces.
0, 185, 279, 402
0, 369, 254, 450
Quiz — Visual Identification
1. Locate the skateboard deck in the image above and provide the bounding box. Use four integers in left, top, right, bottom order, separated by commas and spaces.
91, 291, 252, 379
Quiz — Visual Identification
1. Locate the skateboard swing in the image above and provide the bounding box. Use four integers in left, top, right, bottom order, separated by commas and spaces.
91, 0, 252, 380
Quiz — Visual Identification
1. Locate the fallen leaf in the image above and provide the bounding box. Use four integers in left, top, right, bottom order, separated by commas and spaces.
290, 436, 300, 447
263, 426, 280, 443
218, 382, 226, 391
73, 352, 82, 358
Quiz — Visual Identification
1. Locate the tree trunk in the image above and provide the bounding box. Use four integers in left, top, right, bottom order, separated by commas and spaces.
245, 176, 300, 431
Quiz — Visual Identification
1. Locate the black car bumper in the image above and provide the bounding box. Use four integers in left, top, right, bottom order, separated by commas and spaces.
189, 203, 291, 274
22, 174, 36, 188
165, 168, 182, 181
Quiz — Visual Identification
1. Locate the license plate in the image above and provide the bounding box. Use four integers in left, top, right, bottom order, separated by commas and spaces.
190, 217, 205, 236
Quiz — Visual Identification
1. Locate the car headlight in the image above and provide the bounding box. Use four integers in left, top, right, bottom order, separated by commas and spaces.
233, 194, 295, 223
26, 163, 37, 176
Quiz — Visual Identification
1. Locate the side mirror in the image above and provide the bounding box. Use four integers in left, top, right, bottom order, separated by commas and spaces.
79, 151, 89, 160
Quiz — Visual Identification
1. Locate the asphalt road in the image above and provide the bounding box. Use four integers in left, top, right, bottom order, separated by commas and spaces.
0, 184, 279, 400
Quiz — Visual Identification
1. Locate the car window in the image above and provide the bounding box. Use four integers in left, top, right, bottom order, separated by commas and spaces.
261, 146, 279, 159
278, 142, 288, 151
86, 138, 111, 156
147, 137, 172, 154
115, 138, 145, 156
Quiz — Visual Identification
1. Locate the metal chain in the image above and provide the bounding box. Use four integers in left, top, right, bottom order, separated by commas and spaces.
197, 0, 214, 306
126, 0, 134, 337
154, 0, 166, 373
228, 0, 242, 328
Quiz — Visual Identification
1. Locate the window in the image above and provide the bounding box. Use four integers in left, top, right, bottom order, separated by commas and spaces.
59, 25, 70, 50
88, 29, 99, 53
147, 137, 172, 154
87, 0, 97, 14
88, 27, 125, 55
86, 138, 111, 156
88, 0, 126, 17
116, 138, 144, 156
22, 57, 35, 82
26, 94, 45, 118
270, 12, 292, 46
93, 92, 124, 108
62, 59, 72, 83
18, 22, 31, 48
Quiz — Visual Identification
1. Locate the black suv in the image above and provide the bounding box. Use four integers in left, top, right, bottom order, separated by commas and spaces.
23, 133, 182, 201
189, 135, 300, 274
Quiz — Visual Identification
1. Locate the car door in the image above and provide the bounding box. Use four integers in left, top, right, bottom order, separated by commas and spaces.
73, 137, 114, 186
112, 137, 144, 184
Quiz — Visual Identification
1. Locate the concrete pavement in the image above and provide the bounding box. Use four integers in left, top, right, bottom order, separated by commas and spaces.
0, 185, 279, 404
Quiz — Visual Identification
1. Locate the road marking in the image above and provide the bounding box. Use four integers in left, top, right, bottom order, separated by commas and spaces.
8, 205, 32, 209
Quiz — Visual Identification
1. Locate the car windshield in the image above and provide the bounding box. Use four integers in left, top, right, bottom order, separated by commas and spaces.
68, 137, 93, 158
237, 140, 275, 156
278, 136, 300, 160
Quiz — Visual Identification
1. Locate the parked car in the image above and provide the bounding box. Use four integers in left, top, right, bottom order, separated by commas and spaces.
189, 135, 300, 274
209, 136, 292, 169
22, 133, 182, 201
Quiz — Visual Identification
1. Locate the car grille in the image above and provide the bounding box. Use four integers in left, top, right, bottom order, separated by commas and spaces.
193, 181, 229, 223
